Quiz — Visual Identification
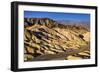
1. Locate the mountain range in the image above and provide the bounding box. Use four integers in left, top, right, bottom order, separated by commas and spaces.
24, 18, 90, 61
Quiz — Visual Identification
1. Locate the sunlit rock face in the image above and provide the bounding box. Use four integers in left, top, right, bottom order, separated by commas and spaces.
24, 18, 90, 62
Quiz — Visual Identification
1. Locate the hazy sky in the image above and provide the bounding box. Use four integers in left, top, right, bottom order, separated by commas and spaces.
24, 11, 90, 22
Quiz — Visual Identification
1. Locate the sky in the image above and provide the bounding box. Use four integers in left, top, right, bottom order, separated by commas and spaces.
24, 11, 90, 22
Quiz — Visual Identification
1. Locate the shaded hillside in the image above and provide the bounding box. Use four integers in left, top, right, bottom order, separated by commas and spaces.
24, 18, 90, 61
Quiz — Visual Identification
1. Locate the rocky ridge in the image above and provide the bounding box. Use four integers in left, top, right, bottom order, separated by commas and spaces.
24, 18, 90, 61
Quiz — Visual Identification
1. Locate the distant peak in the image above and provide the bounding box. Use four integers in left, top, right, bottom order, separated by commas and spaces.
24, 18, 58, 28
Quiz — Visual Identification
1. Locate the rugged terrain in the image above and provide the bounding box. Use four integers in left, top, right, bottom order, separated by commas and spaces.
24, 18, 90, 62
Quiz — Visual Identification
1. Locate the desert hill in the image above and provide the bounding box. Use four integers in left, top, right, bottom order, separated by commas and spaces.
24, 18, 90, 61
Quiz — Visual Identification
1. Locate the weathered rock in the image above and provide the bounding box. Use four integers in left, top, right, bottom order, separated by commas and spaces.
24, 18, 90, 61
66, 55, 82, 60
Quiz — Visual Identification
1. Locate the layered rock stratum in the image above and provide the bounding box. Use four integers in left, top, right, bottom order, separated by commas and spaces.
24, 18, 90, 61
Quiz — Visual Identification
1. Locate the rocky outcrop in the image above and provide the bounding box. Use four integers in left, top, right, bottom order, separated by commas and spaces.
24, 18, 90, 61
